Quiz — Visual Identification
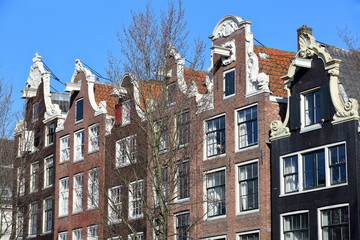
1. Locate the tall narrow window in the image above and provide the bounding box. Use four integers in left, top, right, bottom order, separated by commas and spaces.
129, 180, 144, 219
283, 155, 298, 193
46, 123, 55, 145
73, 173, 84, 213
116, 135, 137, 167
88, 225, 98, 240
43, 198, 53, 233
224, 69, 235, 97
74, 130, 84, 162
28, 202, 38, 236
76, 99, 84, 122
206, 170, 226, 217
321, 206, 349, 240
108, 186, 122, 223
33, 103, 40, 122
283, 213, 308, 240
73, 229, 83, 240
44, 157, 54, 188
155, 119, 168, 152
30, 162, 39, 193
177, 111, 190, 146
167, 82, 176, 106
178, 161, 190, 200
238, 105, 258, 149
88, 168, 99, 209
304, 91, 320, 126
239, 162, 258, 211
175, 212, 189, 240
122, 100, 131, 125
16, 207, 24, 237
89, 125, 99, 153
329, 145, 346, 185
303, 150, 325, 189
17, 168, 25, 196
60, 135, 70, 163
206, 116, 226, 158
59, 177, 69, 216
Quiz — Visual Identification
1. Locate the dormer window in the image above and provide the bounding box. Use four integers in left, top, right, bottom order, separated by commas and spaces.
75, 99, 83, 122
33, 103, 39, 122
224, 69, 235, 97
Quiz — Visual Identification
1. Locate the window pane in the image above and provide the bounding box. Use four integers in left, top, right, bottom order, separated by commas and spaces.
238, 106, 258, 149
76, 99, 83, 122
206, 116, 226, 157
239, 162, 258, 211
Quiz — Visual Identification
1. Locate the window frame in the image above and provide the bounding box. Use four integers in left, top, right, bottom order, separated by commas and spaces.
60, 135, 70, 163
280, 210, 309, 240
128, 180, 144, 219
30, 162, 39, 193
73, 228, 83, 240
73, 173, 84, 214
75, 98, 84, 123
176, 110, 190, 147
176, 160, 190, 201
42, 197, 53, 233
44, 156, 54, 188
236, 230, 260, 240
236, 104, 258, 151
204, 114, 226, 159
280, 142, 348, 196
317, 204, 350, 240
236, 159, 259, 214
300, 88, 322, 132
46, 122, 56, 146
58, 231, 68, 240
201, 235, 227, 240
108, 185, 122, 224
74, 130, 85, 162
223, 68, 235, 98
128, 232, 144, 240
28, 201, 38, 236
88, 124, 100, 153
122, 100, 131, 125
33, 103, 40, 122
87, 225, 98, 240
174, 211, 190, 240
88, 168, 99, 210
59, 177, 69, 217
204, 167, 226, 219
115, 135, 137, 168
167, 82, 177, 106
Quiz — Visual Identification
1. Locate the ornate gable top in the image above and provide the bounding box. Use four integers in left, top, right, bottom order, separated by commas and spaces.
209, 15, 249, 40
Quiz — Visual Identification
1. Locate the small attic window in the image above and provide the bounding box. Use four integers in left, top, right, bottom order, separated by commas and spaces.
224, 69, 235, 97
76, 99, 84, 122
33, 103, 39, 122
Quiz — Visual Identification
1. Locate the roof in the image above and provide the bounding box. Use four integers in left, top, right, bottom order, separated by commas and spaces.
254, 45, 295, 97
94, 83, 118, 116
184, 67, 207, 94
324, 46, 360, 101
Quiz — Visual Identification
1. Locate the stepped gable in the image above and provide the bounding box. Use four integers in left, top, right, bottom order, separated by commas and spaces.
254, 45, 295, 97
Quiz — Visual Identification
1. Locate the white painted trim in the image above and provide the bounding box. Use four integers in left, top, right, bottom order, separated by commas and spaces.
236, 230, 260, 240
203, 114, 226, 161
280, 210, 309, 240
234, 104, 258, 152
317, 203, 349, 240
201, 234, 227, 240
223, 68, 236, 99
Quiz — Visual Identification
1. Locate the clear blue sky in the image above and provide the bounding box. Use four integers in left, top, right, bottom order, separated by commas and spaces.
0, 0, 359, 114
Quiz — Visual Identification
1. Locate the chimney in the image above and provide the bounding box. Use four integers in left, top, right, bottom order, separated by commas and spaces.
297, 25, 312, 50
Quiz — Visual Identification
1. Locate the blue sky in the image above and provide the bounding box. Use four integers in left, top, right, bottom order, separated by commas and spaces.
0, 0, 359, 113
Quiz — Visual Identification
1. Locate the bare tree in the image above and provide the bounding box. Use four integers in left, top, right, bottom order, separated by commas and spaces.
104, 1, 208, 239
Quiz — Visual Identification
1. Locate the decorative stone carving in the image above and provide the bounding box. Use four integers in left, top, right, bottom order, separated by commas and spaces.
221, 40, 236, 65
245, 24, 260, 95
94, 101, 108, 116
333, 98, 359, 123
257, 72, 269, 91
210, 15, 245, 40
105, 116, 114, 136
298, 33, 316, 58
270, 120, 290, 140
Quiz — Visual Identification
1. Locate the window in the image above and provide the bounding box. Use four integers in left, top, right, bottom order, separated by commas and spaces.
122, 100, 131, 125
28, 202, 38, 235
281, 143, 347, 195
175, 212, 189, 240
283, 212, 308, 240
224, 69, 235, 97
128, 232, 144, 240
46, 123, 55, 145
44, 156, 54, 188
30, 162, 39, 193
34, 127, 40, 148
304, 90, 320, 126
320, 205, 349, 240
59, 177, 69, 216
238, 232, 259, 240
17, 168, 25, 196
60, 135, 70, 163
155, 119, 168, 152
73, 173, 84, 213
116, 135, 137, 167
43, 198, 53, 233
74, 130, 85, 162
202, 236, 226, 240
238, 162, 258, 212
167, 82, 176, 106
73, 228, 83, 240
88, 168, 99, 209
206, 116, 225, 158
16, 206, 24, 237
76, 99, 84, 122
87, 225, 98, 240
129, 180, 144, 219
18, 130, 34, 155
206, 169, 226, 217
178, 161, 190, 200
238, 105, 258, 149
177, 111, 190, 146
33, 103, 40, 122
108, 185, 122, 224
89, 125, 99, 153
59, 231, 68, 240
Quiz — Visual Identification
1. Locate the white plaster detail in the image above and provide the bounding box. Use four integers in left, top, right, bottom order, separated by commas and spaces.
105, 116, 114, 136
245, 23, 260, 95
259, 52, 269, 59
55, 119, 65, 132
64, 82, 81, 92
257, 72, 270, 91
209, 15, 246, 40
14, 120, 26, 136
291, 57, 312, 68
94, 101, 108, 116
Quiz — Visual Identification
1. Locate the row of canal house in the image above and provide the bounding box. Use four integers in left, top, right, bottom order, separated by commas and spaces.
13, 15, 360, 240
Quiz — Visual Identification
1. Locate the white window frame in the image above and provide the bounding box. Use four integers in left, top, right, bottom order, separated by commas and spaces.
236, 230, 260, 240
59, 177, 69, 217
60, 135, 70, 163
17, 168, 25, 196
28, 201, 38, 236
175, 160, 190, 202
174, 211, 190, 240
44, 156, 54, 188
45, 122, 56, 146
235, 159, 259, 215
88, 168, 99, 210
235, 104, 258, 152
33, 103, 39, 122
122, 100, 131, 125
128, 232, 144, 240
73, 173, 84, 214
167, 82, 176, 106
42, 197, 53, 233
204, 114, 226, 160
203, 167, 226, 220
73, 228, 83, 240
128, 180, 144, 219
201, 235, 227, 240
16, 206, 24, 237
317, 203, 349, 240
87, 225, 98, 240
76, 98, 84, 123
300, 88, 322, 133
88, 124, 99, 153
58, 231, 68, 240
74, 130, 85, 162
115, 135, 137, 168
108, 185, 122, 224
30, 162, 39, 193
176, 110, 190, 147
280, 210, 309, 240
223, 68, 235, 98
280, 142, 347, 196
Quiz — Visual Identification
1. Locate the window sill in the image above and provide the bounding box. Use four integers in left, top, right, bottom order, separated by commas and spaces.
280, 182, 348, 197
43, 185, 53, 190
236, 144, 258, 153
204, 153, 226, 161
108, 219, 122, 225
41, 231, 51, 236
236, 209, 259, 216
116, 162, 132, 168
73, 158, 84, 164
223, 94, 235, 99
206, 214, 226, 221
75, 120, 83, 125
59, 160, 69, 165
45, 143, 54, 148
88, 149, 99, 155
299, 123, 322, 133
72, 210, 83, 215
27, 235, 37, 239
129, 215, 144, 220
87, 206, 98, 211
175, 197, 190, 204
58, 214, 68, 218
